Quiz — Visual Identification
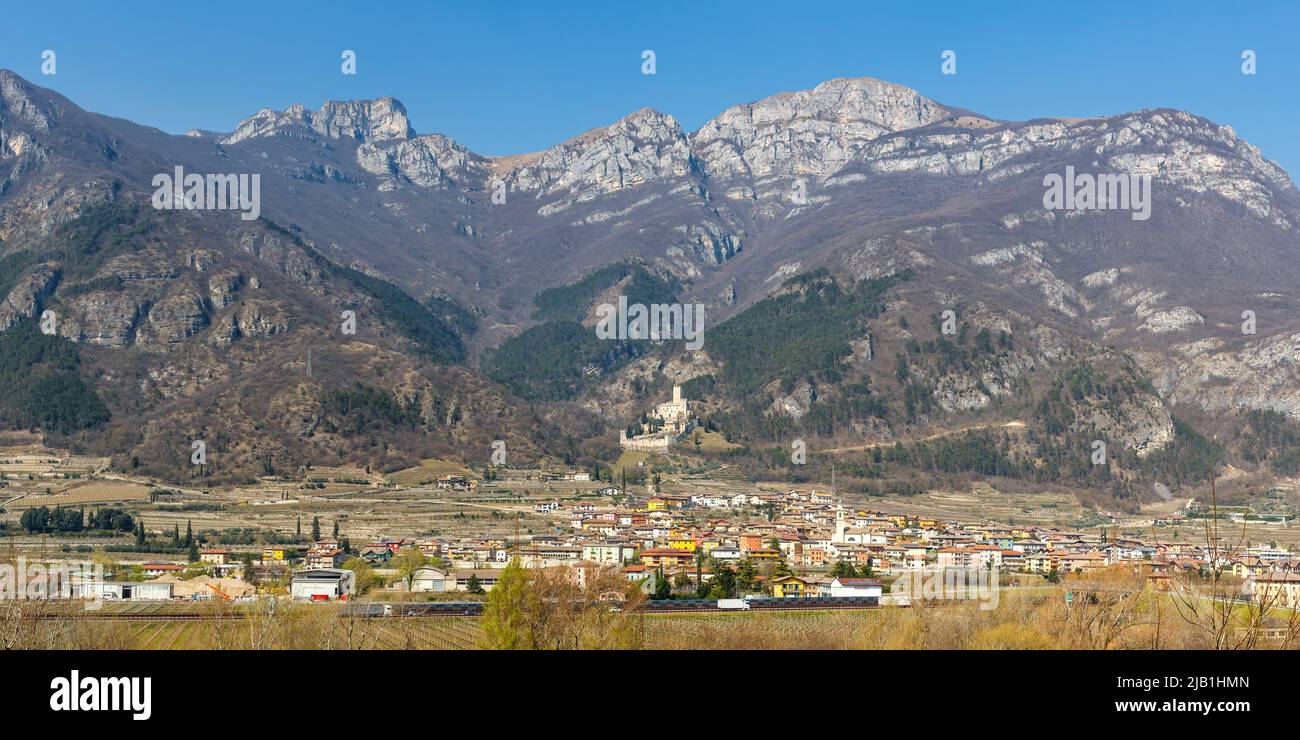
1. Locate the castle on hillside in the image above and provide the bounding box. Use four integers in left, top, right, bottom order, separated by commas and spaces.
619, 385, 696, 451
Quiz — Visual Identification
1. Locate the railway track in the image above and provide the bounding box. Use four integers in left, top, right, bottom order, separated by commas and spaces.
642, 604, 882, 615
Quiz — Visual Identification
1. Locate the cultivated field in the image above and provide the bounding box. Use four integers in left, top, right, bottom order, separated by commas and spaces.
859, 481, 1088, 527
9, 607, 889, 650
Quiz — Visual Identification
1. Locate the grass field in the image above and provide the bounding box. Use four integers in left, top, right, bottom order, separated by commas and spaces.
613, 449, 650, 478
686, 430, 740, 452
386, 458, 475, 487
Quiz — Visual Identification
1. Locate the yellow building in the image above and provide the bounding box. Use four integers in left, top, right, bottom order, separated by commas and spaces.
647, 498, 668, 512
261, 546, 287, 561
667, 534, 697, 551
770, 575, 815, 598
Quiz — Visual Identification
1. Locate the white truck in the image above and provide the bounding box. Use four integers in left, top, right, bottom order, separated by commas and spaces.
716, 598, 750, 610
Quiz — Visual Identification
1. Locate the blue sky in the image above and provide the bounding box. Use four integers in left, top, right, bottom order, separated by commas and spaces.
2, 1, 1297, 175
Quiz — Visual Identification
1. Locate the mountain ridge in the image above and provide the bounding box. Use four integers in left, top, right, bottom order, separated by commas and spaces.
3, 68, 1300, 493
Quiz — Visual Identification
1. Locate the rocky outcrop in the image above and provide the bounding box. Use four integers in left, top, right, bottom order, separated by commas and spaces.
221, 97, 414, 146
237, 231, 322, 288
232, 299, 291, 338
61, 290, 147, 346
136, 291, 209, 345
855, 109, 1299, 229
1084, 395, 1175, 457
1150, 332, 1300, 420
357, 133, 490, 190
0, 263, 57, 330
672, 222, 742, 266
207, 299, 290, 346
0, 70, 53, 133
501, 109, 694, 201
934, 374, 992, 413
207, 269, 242, 307
693, 77, 952, 183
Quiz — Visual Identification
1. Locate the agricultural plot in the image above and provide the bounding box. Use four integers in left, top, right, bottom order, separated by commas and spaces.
386, 458, 475, 487
644, 610, 882, 649
862, 482, 1085, 526
70, 610, 889, 650
92, 615, 481, 650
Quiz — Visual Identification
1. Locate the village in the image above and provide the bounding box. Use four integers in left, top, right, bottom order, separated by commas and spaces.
5, 465, 1299, 610
3, 386, 1300, 614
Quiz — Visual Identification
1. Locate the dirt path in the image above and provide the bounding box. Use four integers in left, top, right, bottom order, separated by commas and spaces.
821, 419, 1027, 454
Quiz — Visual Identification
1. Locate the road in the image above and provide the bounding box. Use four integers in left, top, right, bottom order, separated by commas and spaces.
822, 419, 1027, 454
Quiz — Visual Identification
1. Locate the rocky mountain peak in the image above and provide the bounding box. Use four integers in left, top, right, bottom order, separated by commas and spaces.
500, 106, 693, 198
0, 69, 55, 133
221, 95, 414, 146
691, 76, 954, 182
311, 96, 413, 143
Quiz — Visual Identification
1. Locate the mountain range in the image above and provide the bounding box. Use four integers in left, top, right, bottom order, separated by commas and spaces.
2, 68, 1298, 503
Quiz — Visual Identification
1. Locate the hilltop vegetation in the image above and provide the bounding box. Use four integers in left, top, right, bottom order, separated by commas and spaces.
264, 221, 469, 363
532, 261, 680, 322
0, 319, 109, 434
44, 201, 153, 279
487, 262, 682, 401
707, 270, 903, 397
1241, 409, 1300, 476
321, 383, 422, 434
487, 320, 646, 401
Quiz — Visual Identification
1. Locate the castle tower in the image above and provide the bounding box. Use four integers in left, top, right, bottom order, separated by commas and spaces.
672, 385, 682, 404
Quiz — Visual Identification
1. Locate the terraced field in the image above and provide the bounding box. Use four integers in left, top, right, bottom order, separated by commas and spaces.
862, 482, 1086, 526
36, 609, 891, 649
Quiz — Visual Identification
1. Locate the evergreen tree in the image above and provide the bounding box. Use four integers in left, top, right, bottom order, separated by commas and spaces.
773, 556, 794, 580
709, 562, 737, 598
653, 567, 672, 600
311, 516, 321, 542
735, 559, 758, 593
831, 560, 858, 579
